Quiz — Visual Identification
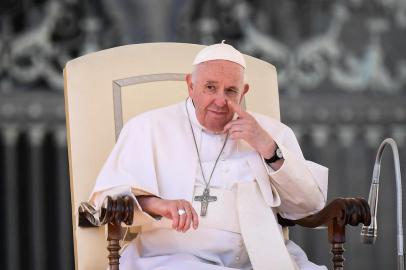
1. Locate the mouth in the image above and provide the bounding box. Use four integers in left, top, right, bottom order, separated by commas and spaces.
208, 110, 227, 116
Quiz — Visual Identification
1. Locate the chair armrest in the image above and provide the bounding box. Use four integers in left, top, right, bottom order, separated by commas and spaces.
278, 197, 371, 270
278, 197, 371, 229
78, 195, 135, 227
78, 195, 135, 270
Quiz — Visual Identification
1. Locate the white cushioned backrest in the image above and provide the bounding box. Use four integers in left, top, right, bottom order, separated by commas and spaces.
64, 42, 279, 270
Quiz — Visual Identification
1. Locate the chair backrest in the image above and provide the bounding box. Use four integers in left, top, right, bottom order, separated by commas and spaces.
64, 43, 279, 270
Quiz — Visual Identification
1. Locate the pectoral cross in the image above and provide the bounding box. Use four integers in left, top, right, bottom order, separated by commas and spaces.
194, 188, 217, 216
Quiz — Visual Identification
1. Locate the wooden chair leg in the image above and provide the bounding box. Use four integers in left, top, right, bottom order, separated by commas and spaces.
107, 223, 122, 270
328, 219, 346, 270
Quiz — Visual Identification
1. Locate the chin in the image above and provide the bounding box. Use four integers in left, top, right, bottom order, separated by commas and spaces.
201, 115, 230, 133
205, 122, 227, 133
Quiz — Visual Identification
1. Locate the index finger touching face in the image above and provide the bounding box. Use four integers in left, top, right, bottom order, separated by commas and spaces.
227, 100, 246, 118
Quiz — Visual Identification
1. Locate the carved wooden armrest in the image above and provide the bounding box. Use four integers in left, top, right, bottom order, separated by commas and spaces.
78, 195, 135, 270
278, 197, 371, 270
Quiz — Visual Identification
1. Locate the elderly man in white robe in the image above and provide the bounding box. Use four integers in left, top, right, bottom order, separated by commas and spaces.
90, 42, 328, 270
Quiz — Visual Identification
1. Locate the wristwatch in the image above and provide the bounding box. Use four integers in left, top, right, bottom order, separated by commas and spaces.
264, 147, 283, 164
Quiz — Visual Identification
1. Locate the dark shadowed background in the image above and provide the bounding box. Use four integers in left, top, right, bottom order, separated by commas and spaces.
0, 0, 405, 269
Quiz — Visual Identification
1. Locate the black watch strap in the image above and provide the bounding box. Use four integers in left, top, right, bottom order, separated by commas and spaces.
264, 147, 283, 164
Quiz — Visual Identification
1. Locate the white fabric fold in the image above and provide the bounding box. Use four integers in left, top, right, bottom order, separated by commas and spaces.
236, 181, 297, 270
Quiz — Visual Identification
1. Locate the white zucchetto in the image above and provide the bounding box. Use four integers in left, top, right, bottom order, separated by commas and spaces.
192, 40, 246, 69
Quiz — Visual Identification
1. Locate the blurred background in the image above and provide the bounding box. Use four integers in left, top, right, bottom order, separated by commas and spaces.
0, 0, 405, 269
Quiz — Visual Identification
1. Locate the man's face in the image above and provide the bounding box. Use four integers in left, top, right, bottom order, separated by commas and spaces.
186, 60, 249, 133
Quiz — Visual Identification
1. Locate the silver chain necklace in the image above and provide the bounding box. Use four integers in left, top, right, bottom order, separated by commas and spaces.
185, 98, 229, 216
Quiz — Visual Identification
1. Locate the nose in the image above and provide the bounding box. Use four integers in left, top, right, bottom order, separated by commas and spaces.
214, 91, 227, 107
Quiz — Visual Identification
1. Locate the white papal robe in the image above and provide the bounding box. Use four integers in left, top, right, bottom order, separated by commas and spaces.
90, 99, 328, 270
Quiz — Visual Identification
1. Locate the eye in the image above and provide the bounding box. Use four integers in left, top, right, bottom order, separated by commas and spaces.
206, 85, 216, 91
226, 88, 238, 95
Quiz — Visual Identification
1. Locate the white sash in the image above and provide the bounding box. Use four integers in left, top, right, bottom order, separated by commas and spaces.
236, 181, 297, 270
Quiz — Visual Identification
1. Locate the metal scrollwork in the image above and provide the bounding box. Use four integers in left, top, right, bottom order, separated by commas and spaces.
183, 0, 406, 94
1, 0, 405, 95
0, 0, 120, 93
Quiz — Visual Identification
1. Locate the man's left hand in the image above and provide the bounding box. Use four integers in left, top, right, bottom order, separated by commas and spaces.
223, 100, 277, 159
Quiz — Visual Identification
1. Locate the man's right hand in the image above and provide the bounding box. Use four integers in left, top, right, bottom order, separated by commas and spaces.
137, 196, 199, 232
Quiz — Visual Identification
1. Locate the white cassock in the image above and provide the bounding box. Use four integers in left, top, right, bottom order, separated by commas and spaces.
90, 99, 329, 270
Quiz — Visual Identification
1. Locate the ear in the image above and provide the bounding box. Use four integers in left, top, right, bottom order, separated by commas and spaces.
186, 74, 194, 97
238, 83, 249, 105
242, 83, 249, 96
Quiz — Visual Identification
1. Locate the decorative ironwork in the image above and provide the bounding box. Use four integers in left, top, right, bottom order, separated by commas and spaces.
0, 0, 121, 93
182, 0, 406, 94
1, 0, 405, 94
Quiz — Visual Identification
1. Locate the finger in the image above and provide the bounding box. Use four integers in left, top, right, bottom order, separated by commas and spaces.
177, 201, 189, 232
191, 206, 199, 229
227, 100, 248, 118
230, 130, 244, 140
170, 206, 179, 230
229, 124, 244, 133
177, 203, 187, 232
182, 202, 193, 232
223, 119, 245, 132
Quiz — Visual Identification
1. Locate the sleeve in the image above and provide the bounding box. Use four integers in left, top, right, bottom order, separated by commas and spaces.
263, 125, 328, 220
88, 118, 161, 227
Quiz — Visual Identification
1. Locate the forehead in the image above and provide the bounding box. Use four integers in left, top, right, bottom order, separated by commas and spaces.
194, 60, 244, 82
